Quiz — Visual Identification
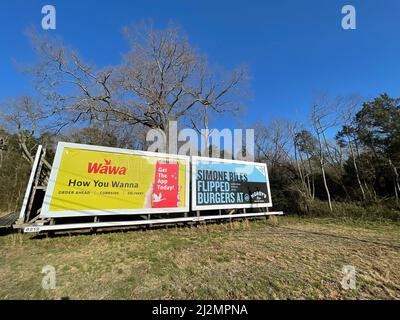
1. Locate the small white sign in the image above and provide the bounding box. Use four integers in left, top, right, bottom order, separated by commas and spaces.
192, 217, 206, 222
24, 226, 41, 233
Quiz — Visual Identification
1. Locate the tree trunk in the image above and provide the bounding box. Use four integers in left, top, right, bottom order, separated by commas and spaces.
320, 157, 333, 212
293, 141, 308, 199
298, 149, 312, 199
354, 138, 377, 201
316, 128, 333, 212
388, 158, 400, 204
307, 157, 315, 200
347, 134, 366, 201
203, 105, 209, 157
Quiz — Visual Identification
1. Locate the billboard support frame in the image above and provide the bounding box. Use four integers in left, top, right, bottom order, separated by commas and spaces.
18, 210, 283, 233
16, 145, 52, 225
14, 142, 283, 234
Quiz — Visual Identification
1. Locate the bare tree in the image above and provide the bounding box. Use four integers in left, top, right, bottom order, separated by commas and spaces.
64, 120, 148, 150
255, 120, 291, 170
27, 30, 117, 132
0, 96, 45, 164
310, 98, 340, 212
26, 24, 248, 154
293, 128, 317, 200
118, 22, 248, 152
333, 95, 379, 202
287, 122, 310, 200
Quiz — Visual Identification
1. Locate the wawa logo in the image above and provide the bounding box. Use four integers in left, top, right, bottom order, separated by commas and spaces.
88, 159, 127, 175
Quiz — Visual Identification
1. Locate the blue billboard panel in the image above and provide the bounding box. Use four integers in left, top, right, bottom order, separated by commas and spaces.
191, 157, 272, 210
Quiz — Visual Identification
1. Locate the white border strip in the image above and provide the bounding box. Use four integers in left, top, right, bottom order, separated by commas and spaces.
40, 142, 190, 218
191, 156, 273, 211
23, 211, 283, 232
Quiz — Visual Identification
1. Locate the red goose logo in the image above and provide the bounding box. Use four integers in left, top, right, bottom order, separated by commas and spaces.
88, 159, 127, 175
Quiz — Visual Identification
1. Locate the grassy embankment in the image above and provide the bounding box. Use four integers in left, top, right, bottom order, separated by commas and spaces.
0, 216, 399, 299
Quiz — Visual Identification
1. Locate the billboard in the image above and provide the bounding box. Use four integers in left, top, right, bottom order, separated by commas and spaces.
191, 156, 272, 211
40, 142, 190, 218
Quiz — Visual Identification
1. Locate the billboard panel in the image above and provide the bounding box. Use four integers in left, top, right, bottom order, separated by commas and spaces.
40, 142, 190, 217
191, 156, 272, 211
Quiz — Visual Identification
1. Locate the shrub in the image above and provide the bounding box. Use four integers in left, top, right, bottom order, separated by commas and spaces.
300, 199, 400, 221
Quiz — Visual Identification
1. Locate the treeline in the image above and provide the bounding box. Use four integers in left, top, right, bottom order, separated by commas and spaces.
255, 94, 400, 220
0, 129, 34, 213
0, 123, 144, 213
1, 94, 399, 220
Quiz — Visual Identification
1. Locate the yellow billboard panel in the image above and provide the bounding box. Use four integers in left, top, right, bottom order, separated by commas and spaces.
40, 143, 189, 217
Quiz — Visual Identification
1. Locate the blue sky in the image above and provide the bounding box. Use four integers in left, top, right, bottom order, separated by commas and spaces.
1, 0, 400, 130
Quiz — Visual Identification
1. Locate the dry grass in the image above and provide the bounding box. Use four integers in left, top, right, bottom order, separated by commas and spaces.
0, 211, 10, 218
0, 216, 399, 300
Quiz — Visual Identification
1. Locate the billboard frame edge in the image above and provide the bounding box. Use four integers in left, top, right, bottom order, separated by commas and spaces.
191, 155, 273, 211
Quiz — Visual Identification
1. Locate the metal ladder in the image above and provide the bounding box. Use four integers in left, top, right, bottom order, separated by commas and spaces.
15, 145, 51, 227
